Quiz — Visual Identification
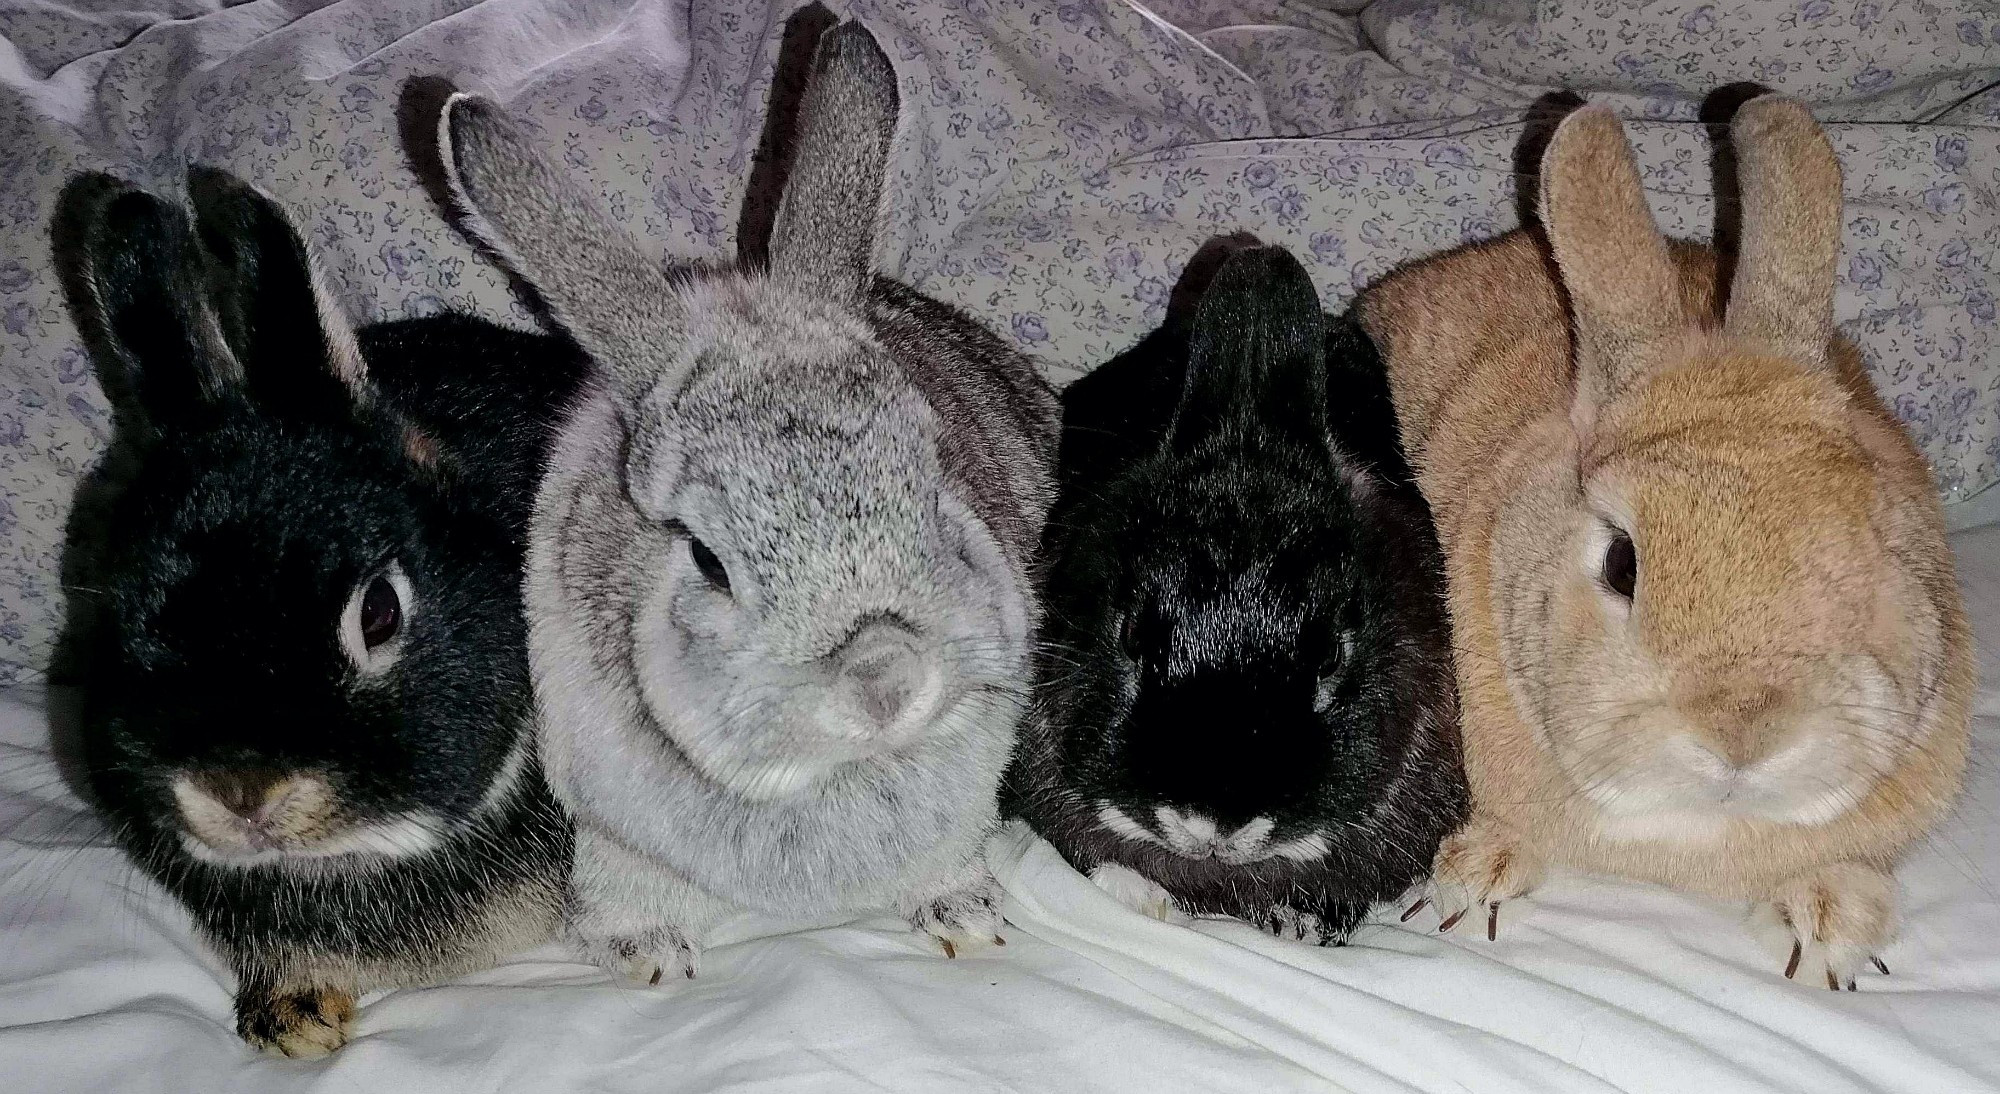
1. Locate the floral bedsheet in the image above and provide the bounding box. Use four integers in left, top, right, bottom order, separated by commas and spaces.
0, 0, 1995, 684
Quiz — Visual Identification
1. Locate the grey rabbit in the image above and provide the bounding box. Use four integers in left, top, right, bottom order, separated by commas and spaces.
435, 20, 1059, 979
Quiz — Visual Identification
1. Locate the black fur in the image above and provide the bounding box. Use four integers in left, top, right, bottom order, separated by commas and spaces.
51, 168, 582, 1051
1010, 243, 1466, 943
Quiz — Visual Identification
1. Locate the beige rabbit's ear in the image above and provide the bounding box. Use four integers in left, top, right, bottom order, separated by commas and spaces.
1722, 96, 1841, 370
1537, 104, 1686, 420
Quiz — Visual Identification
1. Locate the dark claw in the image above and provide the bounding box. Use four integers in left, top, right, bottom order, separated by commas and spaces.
1826, 967, 1841, 991
1400, 897, 1429, 923
994, 935, 1006, 947
1438, 908, 1467, 933
1871, 956, 1889, 976
1487, 902, 1500, 942
1784, 941, 1803, 980
1846, 979, 1857, 992
685, 966, 696, 980
940, 938, 957, 959
648, 967, 663, 986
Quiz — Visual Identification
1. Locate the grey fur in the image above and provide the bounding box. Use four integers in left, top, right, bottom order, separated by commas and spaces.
439, 21, 1058, 976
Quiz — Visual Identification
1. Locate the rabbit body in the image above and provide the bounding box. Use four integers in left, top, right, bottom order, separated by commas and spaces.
1012, 243, 1464, 944
1357, 99, 1972, 986
438, 21, 1058, 979
55, 170, 582, 1055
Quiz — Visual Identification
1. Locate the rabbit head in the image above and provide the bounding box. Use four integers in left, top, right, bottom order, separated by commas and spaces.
439, 25, 1030, 801
55, 169, 538, 869
1042, 247, 1447, 855
1484, 100, 1966, 839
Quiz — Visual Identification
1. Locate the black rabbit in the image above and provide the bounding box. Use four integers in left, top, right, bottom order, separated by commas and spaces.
1011, 242, 1465, 944
52, 168, 583, 1055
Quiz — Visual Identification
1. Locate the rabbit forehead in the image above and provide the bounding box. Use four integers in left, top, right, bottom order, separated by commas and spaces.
639, 281, 948, 619
1583, 361, 1889, 660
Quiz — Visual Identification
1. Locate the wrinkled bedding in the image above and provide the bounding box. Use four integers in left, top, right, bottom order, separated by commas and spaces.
0, 0, 1997, 685
4, 523, 2000, 1093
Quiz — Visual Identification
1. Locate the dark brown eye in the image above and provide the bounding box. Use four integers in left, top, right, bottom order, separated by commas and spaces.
690, 537, 730, 592
1603, 529, 1637, 601
1119, 610, 1142, 659
359, 575, 401, 648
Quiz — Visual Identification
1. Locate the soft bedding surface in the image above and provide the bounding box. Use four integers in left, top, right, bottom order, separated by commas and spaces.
2, 524, 2000, 1092
0, 0, 1998, 685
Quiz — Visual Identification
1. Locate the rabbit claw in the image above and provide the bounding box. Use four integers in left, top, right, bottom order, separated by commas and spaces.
1764, 861, 1895, 991
905, 861, 1005, 959
579, 925, 700, 985
1425, 815, 1542, 938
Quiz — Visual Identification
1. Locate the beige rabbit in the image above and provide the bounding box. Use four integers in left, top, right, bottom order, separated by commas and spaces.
1357, 96, 1972, 989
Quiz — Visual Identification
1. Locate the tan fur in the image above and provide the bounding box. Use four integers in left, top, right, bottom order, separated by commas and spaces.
1358, 99, 1971, 982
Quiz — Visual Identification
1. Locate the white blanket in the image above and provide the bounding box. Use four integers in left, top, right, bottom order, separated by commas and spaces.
5, 525, 2000, 1092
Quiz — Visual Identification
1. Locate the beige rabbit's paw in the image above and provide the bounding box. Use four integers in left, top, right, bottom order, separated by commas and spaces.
1763, 861, 1896, 991
1413, 818, 1544, 940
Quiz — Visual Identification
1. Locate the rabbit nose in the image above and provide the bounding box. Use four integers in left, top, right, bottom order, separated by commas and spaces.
835, 622, 942, 732
195, 768, 289, 821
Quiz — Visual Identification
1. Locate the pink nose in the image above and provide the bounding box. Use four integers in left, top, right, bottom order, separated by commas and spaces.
835, 623, 941, 732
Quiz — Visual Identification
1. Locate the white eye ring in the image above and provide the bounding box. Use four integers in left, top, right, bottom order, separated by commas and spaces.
339, 561, 415, 674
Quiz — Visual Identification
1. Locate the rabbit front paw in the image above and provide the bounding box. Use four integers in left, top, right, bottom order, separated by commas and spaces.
903, 862, 1005, 958
1763, 861, 1896, 991
1413, 815, 1544, 940
1266, 899, 1368, 946
1088, 862, 1178, 922
237, 984, 356, 1058
574, 924, 701, 985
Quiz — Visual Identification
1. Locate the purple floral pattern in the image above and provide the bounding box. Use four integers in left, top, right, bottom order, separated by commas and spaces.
0, 0, 1996, 684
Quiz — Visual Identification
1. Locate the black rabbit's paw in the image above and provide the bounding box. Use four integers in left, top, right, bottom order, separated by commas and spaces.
237, 985, 355, 1058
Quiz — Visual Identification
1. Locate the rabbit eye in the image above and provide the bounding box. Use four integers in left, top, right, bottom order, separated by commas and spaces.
1602, 529, 1637, 600
340, 562, 413, 672
359, 576, 401, 649
689, 536, 730, 592
1118, 610, 1142, 660
1313, 631, 1354, 714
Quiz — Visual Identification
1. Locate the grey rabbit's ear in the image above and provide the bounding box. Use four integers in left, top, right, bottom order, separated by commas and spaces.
1722, 96, 1841, 369
438, 92, 681, 386
1171, 244, 1330, 453
52, 173, 245, 429
183, 166, 369, 419
766, 21, 899, 299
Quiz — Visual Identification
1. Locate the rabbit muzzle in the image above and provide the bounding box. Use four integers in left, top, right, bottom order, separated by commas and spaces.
826, 617, 945, 745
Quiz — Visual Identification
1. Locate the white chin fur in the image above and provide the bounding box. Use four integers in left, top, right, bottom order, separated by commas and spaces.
179, 812, 446, 869
1582, 729, 1878, 839
1095, 803, 1329, 865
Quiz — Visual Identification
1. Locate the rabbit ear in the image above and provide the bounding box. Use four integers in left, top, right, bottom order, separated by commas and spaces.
1170, 245, 1330, 453
1722, 96, 1840, 368
766, 21, 899, 299
183, 166, 367, 420
52, 173, 245, 429
1537, 105, 1686, 416
439, 93, 680, 386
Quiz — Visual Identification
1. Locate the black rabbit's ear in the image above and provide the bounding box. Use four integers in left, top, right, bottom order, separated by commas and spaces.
185, 166, 367, 419
53, 173, 246, 429
1170, 245, 1329, 453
